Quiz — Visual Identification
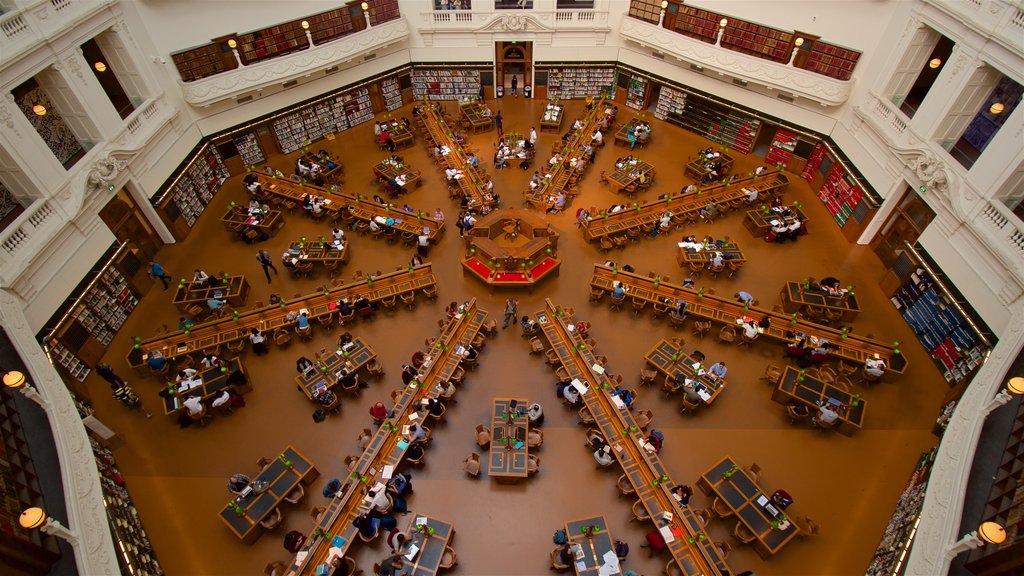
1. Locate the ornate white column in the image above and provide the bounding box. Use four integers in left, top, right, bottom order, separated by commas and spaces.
48, 47, 124, 140
0, 289, 120, 575
0, 94, 68, 194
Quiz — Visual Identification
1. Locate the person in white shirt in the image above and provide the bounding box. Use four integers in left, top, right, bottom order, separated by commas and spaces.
593, 446, 614, 467
200, 355, 219, 369
183, 395, 204, 416
742, 321, 759, 339
433, 208, 445, 223
332, 228, 345, 242
211, 391, 231, 409
865, 357, 886, 378
755, 165, 767, 175
659, 212, 672, 230
710, 252, 724, 268
529, 127, 537, 145
417, 230, 430, 257
369, 219, 382, 232
176, 368, 198, 383
192, 269, 210, 286
817, 405, 839, 425
445, 168, 463, 181
746, 188, 759, 203
573, 118, 584, 130
563, 384, 580, 405
592, 130, 603, 145
249, 328, 268, 356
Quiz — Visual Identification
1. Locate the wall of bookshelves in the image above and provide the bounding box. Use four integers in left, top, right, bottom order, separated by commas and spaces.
661, 94, 760, 154
765, 128, 797, 167
866, 448, 935, 576
817, 163, 864, 227
47, 340, 90, 382
167, 145, 229, 229
368, 0, 401, 26
381, 77, 404, 112
546, 67, 616, 100
237, 22, 307, 65
891, 268, 988, 384
674, 5, 722, 43
627, 0, 661, 24
803, 41, 860, 81
625, 74, 649, 110
171, 44, 230, 83
307, 7, 356, 44
801, 143, 827, 182
233, 132, 265, 166
722, 19, 792, 63
271, 87, 373, 154
654, 86, 686, 120
411, 69, 481, 101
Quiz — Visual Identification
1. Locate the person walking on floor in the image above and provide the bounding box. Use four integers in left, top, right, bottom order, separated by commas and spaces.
256, 249, 277, 283
111, 380, 152, 419
502, 297, 518, 329
511, 75, 518, 97
495, 110, 503, 137
95, 363, 127, 388
148, 261, 172, 291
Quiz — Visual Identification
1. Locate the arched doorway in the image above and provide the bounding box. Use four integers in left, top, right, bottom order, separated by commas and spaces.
496, 41, 532, 97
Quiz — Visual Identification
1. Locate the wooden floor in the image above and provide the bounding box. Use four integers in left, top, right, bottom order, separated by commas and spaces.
95, 97, 945, 576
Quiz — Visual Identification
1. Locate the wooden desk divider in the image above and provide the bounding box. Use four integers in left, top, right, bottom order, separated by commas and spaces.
421, 105, 495, 212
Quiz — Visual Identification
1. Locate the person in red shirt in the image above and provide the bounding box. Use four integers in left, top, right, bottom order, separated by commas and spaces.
369, 401, 389, 425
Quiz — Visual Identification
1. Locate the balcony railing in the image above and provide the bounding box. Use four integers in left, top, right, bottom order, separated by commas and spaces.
925, 0, 1024, 54
618, 17, 853, 106
0, 0, 117, 66
419, 8, 610, 34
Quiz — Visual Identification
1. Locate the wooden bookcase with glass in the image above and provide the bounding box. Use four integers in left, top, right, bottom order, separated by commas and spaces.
722, 19, 792, 62
625, 74, 649, 110
171, 44, 230, 83
867, 448, 936, 576
654, 86, 686, 120
674, 5, 722, 43
411, 69, 481, 101
661, 94, 760, 154
764, 128, 797, 167
817, 163, 863, 227
803, 41, 860, 81
546, 67, 617, 100
237, 23, 307, 65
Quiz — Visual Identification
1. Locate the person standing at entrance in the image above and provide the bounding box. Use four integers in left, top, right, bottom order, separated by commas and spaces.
495, 110, 503, 137
256, 249, 277, 283
511, 75, 518, 97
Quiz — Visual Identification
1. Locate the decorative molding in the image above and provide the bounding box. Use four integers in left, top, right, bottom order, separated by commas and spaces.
618, 18, 852, 107
0, 95, 21, 137
85, 153, 130, 192
477, 13, 550, 33
179, 19, 410, 107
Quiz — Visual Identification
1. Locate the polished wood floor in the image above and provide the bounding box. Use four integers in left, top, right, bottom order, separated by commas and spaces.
94, 97, 945, 576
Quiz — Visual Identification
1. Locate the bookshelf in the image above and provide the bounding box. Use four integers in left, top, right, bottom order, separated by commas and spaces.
233, 132, 265, 166
654, 86, 686, 120
170, 145, 229, 228
411, 69, 481, 101
663, 95, 760, 154
625, 74, 649, 110
91, 438, 163, 575
381, 77, 404, 112
801, 142, 827, 182
307, 8, 356, 44
891, 268, 988, 384
674, 5, 722, 43
817, 163, 863, 227
368, 0, 401, 26
46, 340, 90, 382
627, 0, 661, 25
171, 44, 229, 83
237, 23, 307, 65
866, 449, 935, 576
764, 128, 797, 167
803, 41, 860, 81
546, 67, 616, 100
722, 19, 792, 63
271, 87, 372, 154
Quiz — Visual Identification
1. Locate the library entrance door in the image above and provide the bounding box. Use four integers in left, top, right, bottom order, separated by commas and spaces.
496, 41, 532, 97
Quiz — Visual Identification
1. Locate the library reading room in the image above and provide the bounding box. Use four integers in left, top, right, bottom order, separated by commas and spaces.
0, 2, 1023, 576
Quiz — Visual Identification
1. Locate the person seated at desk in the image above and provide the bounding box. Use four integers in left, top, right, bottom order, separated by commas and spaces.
296, 312, 310, 332
378, 553, 406, 576
370, 401, 390, 425
594, 445, 614, 467
176, 368, 198, 383
269, 293, 282, 306
741, 319, 759, 339
426, 398, 445, 418
200, 354, 220, 369
562, 383, 581, 407
611, 282, 627, 300
755, 165, 768, 175
388, 473, 413, 497
296, 356, 314, 374
227, 473, 250, 494
816, 404, 840, 426
672, 484, 693, 506
810, 342, 832, 362
192, 269, 211, 287
671, 300, 689, 320
735, 291, 755, 305
546, 192, 566, 214
527, 402, 544, 425
786, 336, 809, 357
379, 131, 396, 153
338, 370, 361, 390
249, 328, 268, 356
591, 129, 603, 146
183, 395, 204, 416
211, 390, 232, 411
646, 429, 664, 453
178, 316, 193, 331
338, 332, 353, 348
708, 361, 728, 381
865, 356, 887, 378
461, 344, 479, 362
146, 355, 168, 372
401, 364, 418, 386
699, 202, 720, 220
314, 387, 337, 408
445, 167, 464, 181
331, 228, 345, 243
520, 315, 538, 333
352, 512, 381, 539
337, 298, 353, 317
207, 296, 228, 313
611, 388, 635, 408
408, 421, 428, 444
746, 188, 759, 203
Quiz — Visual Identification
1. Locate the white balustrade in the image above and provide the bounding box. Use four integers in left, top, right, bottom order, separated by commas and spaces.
0, 0, 117, 66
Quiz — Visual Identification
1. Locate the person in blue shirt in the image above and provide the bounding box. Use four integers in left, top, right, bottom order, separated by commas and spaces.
296, 312, 310, 330
148, 261, 172, 290
708, 361, 728, 380
207, 298, 226, 311
146, 355, 168, 372
612, 283, 625, 299
611, 388, 635, 408
735, 291, 755, 305
178, 316, 193, 331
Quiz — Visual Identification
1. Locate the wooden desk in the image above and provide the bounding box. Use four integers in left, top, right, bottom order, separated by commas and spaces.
288, 301, 488, 575
460, 101, 493, 133
373, 159, 422, 189
697, 456, 800, 558
523, 99, 606, 209
161, 358, 250, 415
218, 446, 319, 544
565, 515, 616, 576
295, 338, 376, 400
400, 513, 454, 576
172, 276, 250, 313
220, 208, 284, 237
608, 160, 655, 195
780, 282, 860, 321
676, 243, 746, 268
613, 118, 650, 148
536, 299, 729, 576
771, 367, 866, 435
255, 174, 444, 243
643, 339, 725, 405
589, 265, 907, 375
581, 172, 788, 243
685, 154, 735, 181
488, 397, 529, 482
421, 106, 495, 211
284, 241, 349, 267
128, 265, 437, 370
380, 120, 414, 149
540, 103, 564, 132
744, 207, 807, 237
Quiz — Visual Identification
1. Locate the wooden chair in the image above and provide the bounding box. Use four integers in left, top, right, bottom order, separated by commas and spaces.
694, 508, 711, 528
367, 359, 385, 378
527, 428, 544, 448
631, 499, 651, 521
630, 297, 647, 317
635, 409, 653, 429
545, 348, 561, 366
317, 312, 336, 332
691, 320, 711, 338
796, 516, 820, 540
762, 364, 783, 385
745, 463, 762, 483
295, 325, 314, 341
640, 367, 657, 386
406, 450, 425, 466
609, 292, 625, 311
338, 308, 356, 326
554, 366, 571, 383
439, 546, 457, 569
283, 483, 305, 504
589, 287, 605, 302
716, 541, 732, 560
226, 339, 246, 354
617, 473, 636, 496
189, 406, 211, 426
738, 331, 758, 348
688, 262, 705, 278
652, 302, 670, 319
256, 457, 273, 472
273, 328, 291, 347
358, 524, 379, 543
343, 455, 358, 470
599, 237, 614, 252
662, 374, 682, 396
380, 295, 398, 313
834, 374, 854, 392
551, 547, 571, 572
310, 505, 326, 522
578, 406, 595, 426
357, 428, 372, 449
711, 497, 734, 518
259, 508, 283, 530
475, 424, 491, 448
399, 291, 416, 310
726, 261, 743, 278
422, 285, 438, 301
718, 325, 737, 345
463, 453, 481, 477
679, 394, 701, 415
529, 337, 545, 353
787, 405, 811, 425
264, 561, 287, 576
818, 365, 838, 384
664, 559, 684, 576
527, 454, 540, 475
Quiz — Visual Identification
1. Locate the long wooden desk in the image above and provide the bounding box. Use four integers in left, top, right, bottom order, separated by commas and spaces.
421, 105, 495, 211
219, 446, 319, 544
172, 275, 250, 313
255, 173, 444, 243
744, 207, 807, 237
676, 242, 746, 268
221, 207, 284, 236
780, 281, 861, 321
128, 265, 437, 371
697, 456, 800, 558
565, 515, 616, 576
581, 171, 789, 242
540, 102, 564, 132
488, 397, 529, 482
524, 99, 606, 209
379, 120, 414, 149
295, 338, 376, 400
400, 513, 454, 576
289, 300, 488, 575
536, 299, 728, 576
771, 366, 866, 435
590, 265, 907, 375
614, 118, 651, 148
161, 358, 250, 415
373, 159, 422, 189
643, 339, 725, 405
284, 240, 348, 267
685, 154, 735, 181
460, 101, 493, 133
608, 159, 655, 195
